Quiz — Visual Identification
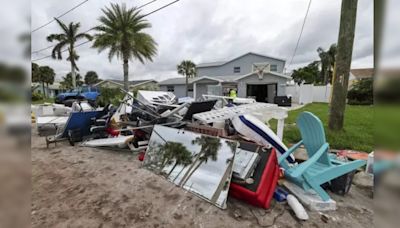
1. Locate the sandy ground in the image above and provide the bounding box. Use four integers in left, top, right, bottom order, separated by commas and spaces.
32, 131, 373, 228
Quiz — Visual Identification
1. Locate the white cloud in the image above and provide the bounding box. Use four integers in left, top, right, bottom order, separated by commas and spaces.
31, 0, 373, 81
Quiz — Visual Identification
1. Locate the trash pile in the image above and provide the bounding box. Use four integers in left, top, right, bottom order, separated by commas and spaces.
32, 90, 369, 219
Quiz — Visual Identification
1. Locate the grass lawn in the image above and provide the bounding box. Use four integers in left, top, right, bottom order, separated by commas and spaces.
270, 103, 373, 152
32, 97, 55, 105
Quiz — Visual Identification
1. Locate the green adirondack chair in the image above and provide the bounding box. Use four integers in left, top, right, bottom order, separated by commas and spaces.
278, 112, 366, 201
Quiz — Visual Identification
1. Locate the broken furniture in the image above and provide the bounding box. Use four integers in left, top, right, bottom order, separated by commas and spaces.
192, 102, 288, 139
202, 94, 255, 108
274, 95, 292, 107
278, 112, 366, 201
231, 114, 296, 163
136, 90, 177, 110
229, 143, 280, 209
45, 110, 103, 147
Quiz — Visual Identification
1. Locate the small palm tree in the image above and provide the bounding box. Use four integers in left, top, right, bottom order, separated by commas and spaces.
93, 3, 157, 91
317, 44, 337, 85
177, 60, 196, 97
47, 18, 92, 89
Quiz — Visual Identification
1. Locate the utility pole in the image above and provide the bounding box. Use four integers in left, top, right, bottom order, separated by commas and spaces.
328, 0, 358, 130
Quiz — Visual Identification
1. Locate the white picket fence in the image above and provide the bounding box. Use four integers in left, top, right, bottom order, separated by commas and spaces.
285, 84, 331, 104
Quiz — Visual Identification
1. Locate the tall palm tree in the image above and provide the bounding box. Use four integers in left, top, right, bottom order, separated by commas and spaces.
47, 18, 92, 89
93, 3, 157, 91
177, 60, 196, 97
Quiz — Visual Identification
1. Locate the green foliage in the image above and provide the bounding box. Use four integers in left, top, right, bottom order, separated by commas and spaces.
40, 66, 55, 85
84, 71, 100, 85
291, 61, 320, 85
347, 78, 373, 105
31, 92, 44, 101
60, 72, 84, 90
93, 3, 157, 90
93, 3, 157, 63
47, 18, 93, 71
97, 87, 124, 107
317, 43, 337, 84
177, 60, 196, 78
269, 103, 373, 152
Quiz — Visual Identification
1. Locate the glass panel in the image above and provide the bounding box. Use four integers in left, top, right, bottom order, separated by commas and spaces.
143, 125, 237, 209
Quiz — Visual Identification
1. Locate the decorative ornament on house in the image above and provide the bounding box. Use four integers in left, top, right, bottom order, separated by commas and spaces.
252, 63, 270, 80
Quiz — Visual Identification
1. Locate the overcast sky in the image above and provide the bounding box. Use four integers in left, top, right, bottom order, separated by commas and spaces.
30, 0, 375, 82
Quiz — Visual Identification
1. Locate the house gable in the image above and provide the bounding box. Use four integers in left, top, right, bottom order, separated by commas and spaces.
196, 52, 286, 77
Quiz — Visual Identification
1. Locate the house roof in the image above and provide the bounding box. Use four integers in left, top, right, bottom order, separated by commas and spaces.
95, 79, 157, 87
350, 68, 374, 80
159, 72, 290, 85
31, 82, 61, 90
196, 52, 286, 68
158, 77, 188, 85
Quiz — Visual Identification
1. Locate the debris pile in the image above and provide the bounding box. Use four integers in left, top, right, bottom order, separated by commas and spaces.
32, 90, 371, 218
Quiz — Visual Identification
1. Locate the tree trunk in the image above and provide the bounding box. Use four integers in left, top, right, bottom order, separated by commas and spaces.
42, 82, 46, 98
173, 165, 187, 183
210, 158, 234, 204
178, 152, 201, 186
46, 82, 49, 98
123, 59, 129, 91
328, 0, 358, 131
185, 74, 188, 97
323, 67, 329, 85
180, 160, 203, 187
71, 63, 76, 89
167, 161, 178, 178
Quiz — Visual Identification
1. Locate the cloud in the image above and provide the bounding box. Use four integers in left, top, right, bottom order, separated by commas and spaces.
31, 0, 374, 82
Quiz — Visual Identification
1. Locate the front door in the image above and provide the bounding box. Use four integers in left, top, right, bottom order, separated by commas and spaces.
246, 83, 277, 103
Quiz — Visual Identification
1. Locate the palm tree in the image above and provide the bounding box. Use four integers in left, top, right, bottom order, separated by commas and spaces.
317, 44, 337, 85
177, 60, 196, 97
179, 136, 221, 187
93, 3, 157, 91
317, 47, 330, 85
47, 18, 92, 89
40, 66, 55, 98
162, 142, 192, 178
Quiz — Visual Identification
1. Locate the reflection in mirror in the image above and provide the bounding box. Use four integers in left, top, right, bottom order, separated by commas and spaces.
143, 125, 237, 209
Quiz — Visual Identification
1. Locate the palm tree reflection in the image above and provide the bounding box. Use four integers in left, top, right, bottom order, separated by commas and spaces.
179, 136, 222, 187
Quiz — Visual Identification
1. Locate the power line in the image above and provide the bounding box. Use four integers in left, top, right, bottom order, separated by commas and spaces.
287, 0, 312, 69
31, 0, 161, 54
143, 0, 180, 17
31, 0, 90, 33
32, 0, 181, 62
137, 0, 158, 9
32, 40, 92, 62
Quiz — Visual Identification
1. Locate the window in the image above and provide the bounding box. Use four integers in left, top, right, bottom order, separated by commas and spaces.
81, 86, 89, 92
233, 66, 241, 73
270, 64, 277, 72
167, 86, 174, 92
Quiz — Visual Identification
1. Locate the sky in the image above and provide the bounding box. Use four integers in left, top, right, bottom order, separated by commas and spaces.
30, 0, 375, 82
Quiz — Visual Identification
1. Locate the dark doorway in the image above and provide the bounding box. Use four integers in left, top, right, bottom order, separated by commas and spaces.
246, 83, 277, 103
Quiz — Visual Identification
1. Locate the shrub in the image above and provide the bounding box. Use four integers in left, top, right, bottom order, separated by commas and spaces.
97, 87, 125, 107
31, 92, 43, 101
347, 78, 373, 105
